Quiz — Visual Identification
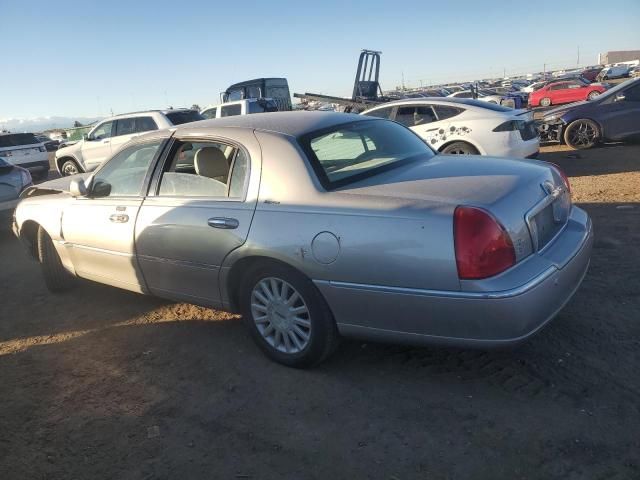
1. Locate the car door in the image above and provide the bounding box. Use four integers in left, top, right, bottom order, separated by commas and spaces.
134, 133, 259, 306
393, 105, 441, 143
601, 82, 640, 139
81, 120, 115, 171
61, 137, 166, 292
109, 118, 141, 156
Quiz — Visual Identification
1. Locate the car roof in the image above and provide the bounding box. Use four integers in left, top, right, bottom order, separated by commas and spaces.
177, 111, 370, 137
365, 97, 500, 109
106, 108, 196, 120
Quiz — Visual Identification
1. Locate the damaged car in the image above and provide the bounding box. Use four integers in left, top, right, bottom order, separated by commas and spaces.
538, 78, 640, 149
13, 112, 592, 367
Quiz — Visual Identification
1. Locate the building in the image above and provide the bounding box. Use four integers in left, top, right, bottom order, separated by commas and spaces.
598, 50, 640, 65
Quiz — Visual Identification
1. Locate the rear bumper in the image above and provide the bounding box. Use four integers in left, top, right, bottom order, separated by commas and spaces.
315, 206, 593, 348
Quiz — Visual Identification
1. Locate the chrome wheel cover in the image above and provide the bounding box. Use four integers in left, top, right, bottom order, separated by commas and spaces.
250, 277, 311, 354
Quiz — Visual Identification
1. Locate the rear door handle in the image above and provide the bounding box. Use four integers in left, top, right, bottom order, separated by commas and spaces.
208, 217, 239, 229
109, 214, 129, 223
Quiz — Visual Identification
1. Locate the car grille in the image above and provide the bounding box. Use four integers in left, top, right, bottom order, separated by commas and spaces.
519, 121, 539, 141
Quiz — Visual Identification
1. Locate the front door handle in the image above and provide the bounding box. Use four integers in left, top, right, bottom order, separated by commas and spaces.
109, 213, 129, 223
208, 217, 239, 229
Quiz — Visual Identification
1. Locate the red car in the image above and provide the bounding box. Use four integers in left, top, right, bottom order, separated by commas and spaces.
529, 80, 606, 107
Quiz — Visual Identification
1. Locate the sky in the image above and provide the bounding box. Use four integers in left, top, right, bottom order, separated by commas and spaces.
1, 0, 639, 126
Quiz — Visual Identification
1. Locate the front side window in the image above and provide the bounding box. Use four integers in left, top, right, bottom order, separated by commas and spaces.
300, 119, 435, 189
395, 106, 437, 127
115, 118, 136, 136
90, 121, 114, 140
158, 141, 249, 199
221, 104, 242, 117
91, 140, 162, 197
622, 84, 640, 102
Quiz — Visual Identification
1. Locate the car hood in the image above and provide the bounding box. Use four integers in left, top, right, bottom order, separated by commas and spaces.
20, 173, 91, 199
55, 140, 83, 157
542, 100, 591, 119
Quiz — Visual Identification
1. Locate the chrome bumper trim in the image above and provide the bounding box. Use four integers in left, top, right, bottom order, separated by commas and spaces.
317, 266, 556, 300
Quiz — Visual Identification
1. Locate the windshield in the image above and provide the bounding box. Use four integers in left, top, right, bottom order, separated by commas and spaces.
299, 119, 435, 189
165, 110, 205, 125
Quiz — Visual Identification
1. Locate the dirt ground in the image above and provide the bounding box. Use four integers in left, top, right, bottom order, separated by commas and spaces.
1, 143, 639, 479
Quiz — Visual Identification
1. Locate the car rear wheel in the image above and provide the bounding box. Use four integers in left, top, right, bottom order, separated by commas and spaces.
239, 262, 339, 368
587, 91, 601, 100
540, 97, 552, 107
37, 226, 76, 293
563, 119, 600, 150
441, 142, 479, 155
60, 159, 80, 176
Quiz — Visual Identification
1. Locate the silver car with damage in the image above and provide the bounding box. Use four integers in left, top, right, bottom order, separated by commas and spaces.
13, 112, 593, 367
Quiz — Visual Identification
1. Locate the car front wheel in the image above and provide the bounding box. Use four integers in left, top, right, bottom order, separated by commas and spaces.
563, 119, 600, 149
60, 159, 80, 176
239, 263, 339, 368
37, 226, 76, 292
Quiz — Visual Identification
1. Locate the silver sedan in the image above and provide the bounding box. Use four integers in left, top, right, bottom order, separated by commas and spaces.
13, 112, 593, 367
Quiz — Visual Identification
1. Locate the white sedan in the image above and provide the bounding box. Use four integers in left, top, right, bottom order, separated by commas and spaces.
361, 98, 540, 158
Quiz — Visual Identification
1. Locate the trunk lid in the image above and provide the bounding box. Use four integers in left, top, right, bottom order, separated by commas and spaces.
338, 155, 571, 260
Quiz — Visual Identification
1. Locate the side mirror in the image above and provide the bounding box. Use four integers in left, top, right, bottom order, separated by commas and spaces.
69, 178, 88, 197
615, 94, 626, 102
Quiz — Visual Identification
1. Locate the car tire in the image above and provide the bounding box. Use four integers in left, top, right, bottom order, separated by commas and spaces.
239, 262, 339, 368
587, 91, 601, 100
563, 119, 600, 150
441, 142, 480, 155
60, 159, 80, 176
37, 226, 76, 293
540, 97, 552, 107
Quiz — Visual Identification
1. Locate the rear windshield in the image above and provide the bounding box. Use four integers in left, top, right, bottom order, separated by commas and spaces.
165, 110, 205, 126
248, 100, 279, 114
299, 119, 435, 189
0, 133, 39, 148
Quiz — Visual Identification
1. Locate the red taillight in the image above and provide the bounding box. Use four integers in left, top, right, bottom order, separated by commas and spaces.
454, 206, 516, 280
549, 163, 571, 193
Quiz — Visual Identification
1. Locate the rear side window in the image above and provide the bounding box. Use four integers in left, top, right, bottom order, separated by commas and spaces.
363, 106, 394, 119
165, 110, 205, 126
434, 105, 463, 120
136, 116, 158, 133
221, 104, 242, 117
158, 140, 249, 199
549, 83, 567, 91
116, 118, 136, 136
0, 133, 39, 147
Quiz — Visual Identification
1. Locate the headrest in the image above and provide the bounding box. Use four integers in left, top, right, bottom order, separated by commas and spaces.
194, 147, 229, 179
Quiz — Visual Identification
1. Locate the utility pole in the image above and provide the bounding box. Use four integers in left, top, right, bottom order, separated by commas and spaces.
543, 63, 546, 78
503, 67, 506, 78
577, 45, 580, 65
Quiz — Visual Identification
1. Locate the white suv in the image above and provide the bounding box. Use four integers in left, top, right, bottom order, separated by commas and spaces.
0, 132, 50, 181
55, 109, 204, 176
